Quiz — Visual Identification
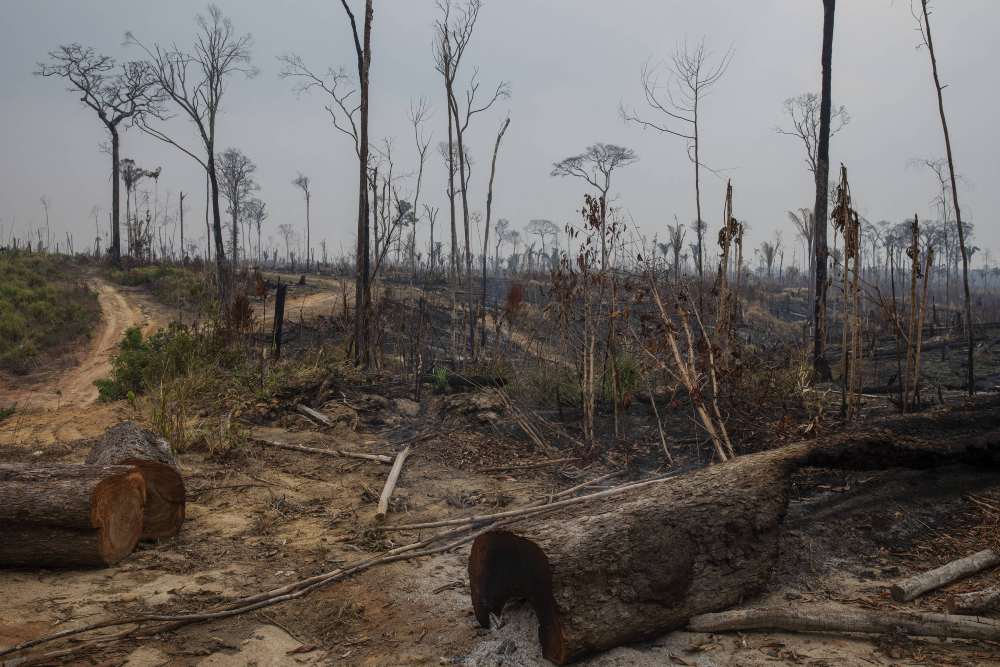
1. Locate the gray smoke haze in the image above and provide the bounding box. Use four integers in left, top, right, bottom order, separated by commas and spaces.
1, 0, 997, 267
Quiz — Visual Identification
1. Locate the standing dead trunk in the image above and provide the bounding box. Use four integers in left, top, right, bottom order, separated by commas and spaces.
481, 117, 511, 346
0, 464, 146, 567
207, 151, 229, 306
812, 0, 836, 380
110, 126, 122, 265
919, 0, 974, 395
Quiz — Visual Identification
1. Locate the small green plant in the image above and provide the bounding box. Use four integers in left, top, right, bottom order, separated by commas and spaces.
432, 367, 449, 394
0, 403, 16, 422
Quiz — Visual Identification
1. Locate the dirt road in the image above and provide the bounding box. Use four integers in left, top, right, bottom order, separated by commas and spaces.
0, 280, 165, 446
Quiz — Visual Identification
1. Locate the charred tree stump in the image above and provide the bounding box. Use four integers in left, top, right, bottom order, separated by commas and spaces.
0, 464, 146, 567
469, 449, 798, 664
86, 421, 185, 540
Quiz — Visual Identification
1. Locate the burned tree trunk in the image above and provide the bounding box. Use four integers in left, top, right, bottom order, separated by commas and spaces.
469, 449, 798, 664
469, 399, 1000, 664
86, 421, 185, 540
0, 464, 146, 567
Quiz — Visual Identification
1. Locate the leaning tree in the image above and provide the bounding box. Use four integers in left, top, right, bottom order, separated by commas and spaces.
36, 45, 161, 265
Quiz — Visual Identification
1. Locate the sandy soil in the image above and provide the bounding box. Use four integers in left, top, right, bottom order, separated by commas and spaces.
0, 279, 168, 446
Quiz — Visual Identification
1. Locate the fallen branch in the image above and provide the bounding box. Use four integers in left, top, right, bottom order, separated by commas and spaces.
376, 445, 412, 521
950, 586, 1000, 615
477, 457, 578, 473
381, 470, 681, 532
256, 438, 393, 464
296, 404, 334, 427
891, 549, 1000, 602
687, 604, 1000, 642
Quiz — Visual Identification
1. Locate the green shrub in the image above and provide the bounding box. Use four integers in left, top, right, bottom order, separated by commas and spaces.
0, 252, 100, 374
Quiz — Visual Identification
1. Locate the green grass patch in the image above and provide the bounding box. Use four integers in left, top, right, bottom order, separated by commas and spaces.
0, 251, 100, 374
103, 264, 215, 313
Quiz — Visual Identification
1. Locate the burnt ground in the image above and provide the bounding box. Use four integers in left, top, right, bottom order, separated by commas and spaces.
2, 277, 1000, 666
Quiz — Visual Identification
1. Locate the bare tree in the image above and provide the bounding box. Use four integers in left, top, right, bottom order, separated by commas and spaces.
127, 5, 256, 303
215, 148, 258, 268
621, 38, 732, 285
242, 198, 267, 266
277, 223, 295, 264
551, 143, 638, 271
434, 0, 510, 356
666, 218, 686, 281
788, 207, 815, 294
914, 0, 974, 395
777, 93, 849, 176
811, 0, 837, 380
409, 98, 433, 279
37, 45, 161, 265
292, 173, 312, 271
481, 116, 511, 335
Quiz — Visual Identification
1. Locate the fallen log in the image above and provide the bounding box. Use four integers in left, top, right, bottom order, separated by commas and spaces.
86, 421, 185, 540
950, 586, 1000, 614
687, 604, 1000, 642
376, 445, 411, 521
256, 438, 393, 464
891, 549, 1000, 602
468, 447, 799, 664
296, 404, 334, 427
0, 463, 146, 567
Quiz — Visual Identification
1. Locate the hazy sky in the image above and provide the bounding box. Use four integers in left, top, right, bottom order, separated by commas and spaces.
1, 1, 998, 268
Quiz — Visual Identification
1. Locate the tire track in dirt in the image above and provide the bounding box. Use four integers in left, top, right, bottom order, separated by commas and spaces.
0, 279, 165, 447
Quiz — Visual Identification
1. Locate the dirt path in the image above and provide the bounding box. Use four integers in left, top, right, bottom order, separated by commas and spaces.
0, 279, 166, 447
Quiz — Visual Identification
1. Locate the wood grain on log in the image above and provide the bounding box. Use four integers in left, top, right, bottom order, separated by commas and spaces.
0, 464, 146, 567
87, 421, 185, 540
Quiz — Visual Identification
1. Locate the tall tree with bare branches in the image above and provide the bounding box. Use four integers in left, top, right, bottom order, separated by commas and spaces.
127, 5, 256, 303
434, 0, 510, 356
37, 45, 161, 266
777, 93, 849, 177
281, 1, 373, 365
621, 38, 732, 286
292, 173, 311, 271
551, 143, 638, 271
914, 0, 974, 394
216, 147, 257, 267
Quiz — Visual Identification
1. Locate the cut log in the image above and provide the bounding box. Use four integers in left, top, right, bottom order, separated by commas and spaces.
376, 445, 412, 521
687, 604, 1000, 642
950, 586, 1000, 614
468, 447, 798, 665
0, 464, 146, 567
891, 549, 1000, 602
87, 421, 185, 540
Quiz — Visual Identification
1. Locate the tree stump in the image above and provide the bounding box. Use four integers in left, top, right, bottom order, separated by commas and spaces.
0, 464, 146, 567
87, 421, 185, 540
469, 448, 798, 664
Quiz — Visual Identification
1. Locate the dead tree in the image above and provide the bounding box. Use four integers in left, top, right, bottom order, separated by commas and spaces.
128, 6, 256, 304
408, 98, 432, 280
215, 147, 258, 269
292, 173, 312, 271
434, 0, 510, 358
812, 0, 836, 380
279, 1, 373, 365
480, 116, 511, 340
776, 92, 849, 177
621, 38, 732, 288
551, 144, 637, 272
915, 0, 974, 395
36, 45, 161, 266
